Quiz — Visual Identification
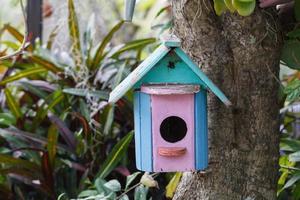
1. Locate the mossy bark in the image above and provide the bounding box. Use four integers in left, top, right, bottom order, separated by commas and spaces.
171, 1, 282, 199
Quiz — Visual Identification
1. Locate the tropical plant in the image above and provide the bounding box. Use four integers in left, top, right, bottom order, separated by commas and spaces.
0, 0, 156, 199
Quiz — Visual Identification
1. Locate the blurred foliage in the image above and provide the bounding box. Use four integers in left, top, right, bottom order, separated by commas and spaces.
0, 0, 170, 199
278, 7, 300, 199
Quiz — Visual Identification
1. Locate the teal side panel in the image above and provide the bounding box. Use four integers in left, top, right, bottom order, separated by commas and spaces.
133, 92, 141, 170
195, 90, 208, 170
139, 92, 153, 171
134, 52, 205, 88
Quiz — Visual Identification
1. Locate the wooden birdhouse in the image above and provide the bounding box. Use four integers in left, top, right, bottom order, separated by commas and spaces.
109, 35, 231, 172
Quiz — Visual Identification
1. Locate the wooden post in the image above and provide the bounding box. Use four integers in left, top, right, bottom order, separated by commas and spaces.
26, 0, 43, 45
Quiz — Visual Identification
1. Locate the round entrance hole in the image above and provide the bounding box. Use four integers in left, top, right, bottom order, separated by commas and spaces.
160, 116, 187, 143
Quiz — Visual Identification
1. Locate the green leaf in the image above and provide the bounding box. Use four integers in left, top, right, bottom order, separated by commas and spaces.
63, 88, 109, 100
29, 55, 63, 73
32, 91, 65, 130
295, 0, 300, 21
281, 40, 300, 70
281, 138, 300, 152
104, 180, 121, 192
94, 178, 110, 195
134, 185, 148, 200
0, 67, 47, 85
213, 0, 228, 16
289, 151, 300, 162
68, 0, 83, 68
224, 0, 235, 12
3, 24, 24, 43
119, 194, 129, 200
0, 154, 39, 171
232, 0, 255, 16
284, 79, 300, 102
155, 6, 170, 18
91, 21, 124, 69
111, 38, 156, 58
46, 25, 59, 50
166, 172, 182, 198
0, 113, 16, 126
103, 106, 115, 135
20, 82, 48, 99
125, 172, 141, 190
97, 132, 133, 179
78, 190, 98, 198
4, 88, 22, 119
283, 173, 300, 189
47, 125, 58, 167
287, 28, 300, 39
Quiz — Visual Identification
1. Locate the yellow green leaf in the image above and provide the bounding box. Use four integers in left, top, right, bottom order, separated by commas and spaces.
166, 172, 182, 198
224, 0, 236, 12
232, 0, 256, 16
3, 24, 24, 43
213, 0, 228, 16
68, 0, 83, 68
0, 67, 47, 85
29, 55, 63, 73
91, 21, 124, 69
4, 88, 22, 119
47, 124, 58, 167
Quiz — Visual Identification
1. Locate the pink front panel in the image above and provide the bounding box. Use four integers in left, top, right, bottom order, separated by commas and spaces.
152, 94, 195, 172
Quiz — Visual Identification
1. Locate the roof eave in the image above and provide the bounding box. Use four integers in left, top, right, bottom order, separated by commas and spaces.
108, 44, 170, 103
174, 48, 232, 106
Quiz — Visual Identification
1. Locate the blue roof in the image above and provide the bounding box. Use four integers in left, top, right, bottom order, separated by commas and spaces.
109, 38, 231, 106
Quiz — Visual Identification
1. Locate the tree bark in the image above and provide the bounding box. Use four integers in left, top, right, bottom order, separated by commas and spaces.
171, 1, 282, 199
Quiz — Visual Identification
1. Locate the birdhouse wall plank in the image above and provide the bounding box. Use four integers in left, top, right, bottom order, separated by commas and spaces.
133, 92, 141, 170
195, 90, 208, 170
139, 92, 153, 171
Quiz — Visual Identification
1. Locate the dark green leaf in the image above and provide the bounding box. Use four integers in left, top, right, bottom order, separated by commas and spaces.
47, 125, 58, 167
295, 0, 300, 21
48, 114, 77, 152
0, 113, 16, 126
97, 132, 133, 179
63, 88, 109, 100
281, 40, 300, 70
287, 28, 300, 39
281, 138, 300, 152
0, 154, 39, 171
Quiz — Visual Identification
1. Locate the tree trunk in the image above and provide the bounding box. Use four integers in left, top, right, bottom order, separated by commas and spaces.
171, 1, 282, 199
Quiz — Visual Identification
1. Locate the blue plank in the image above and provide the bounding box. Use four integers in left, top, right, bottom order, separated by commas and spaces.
133, 92, 141, 170
139, 92, 153, 171
195, 90, 208, 170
